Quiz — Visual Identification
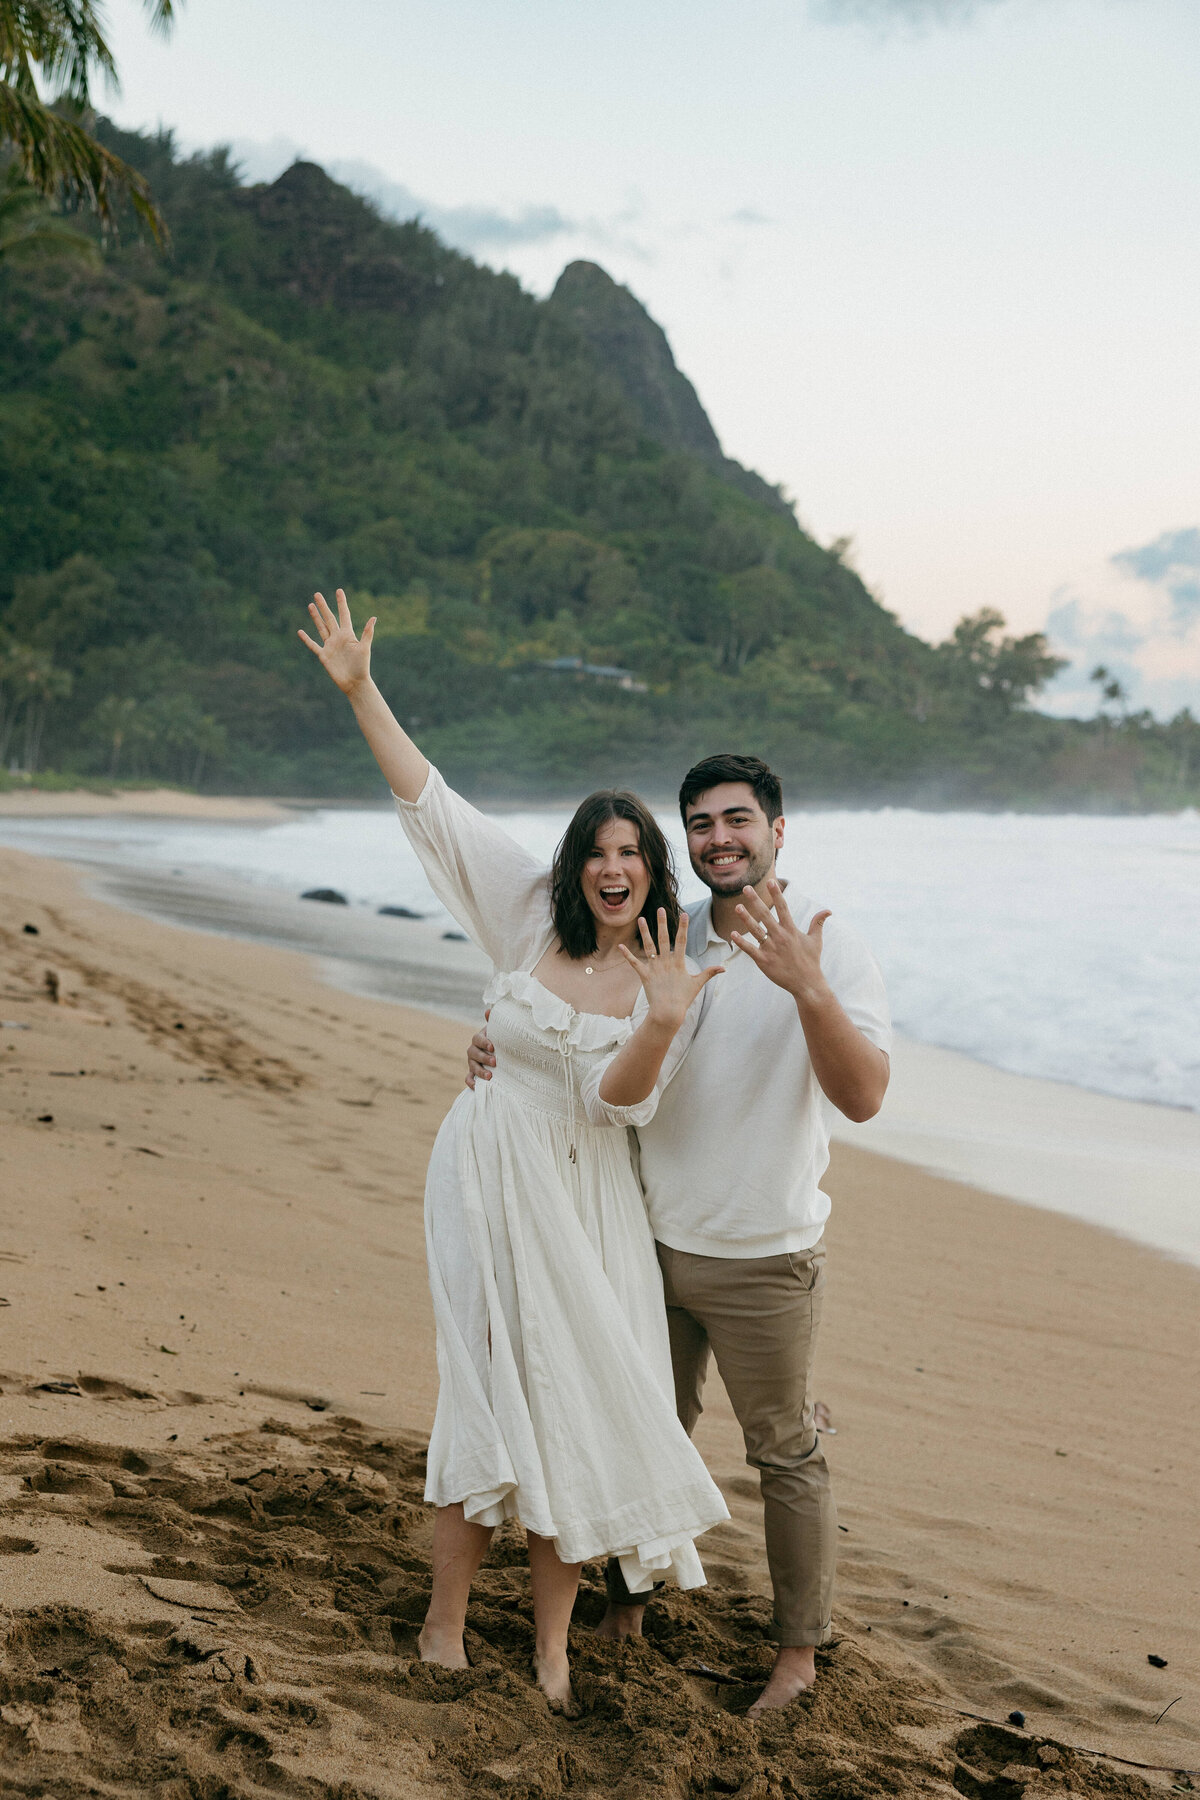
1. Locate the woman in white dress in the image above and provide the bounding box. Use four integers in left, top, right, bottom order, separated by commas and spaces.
300, 589, 728, 1711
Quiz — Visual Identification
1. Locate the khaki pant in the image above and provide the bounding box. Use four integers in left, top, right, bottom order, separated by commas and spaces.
608, 1239, 835, 1646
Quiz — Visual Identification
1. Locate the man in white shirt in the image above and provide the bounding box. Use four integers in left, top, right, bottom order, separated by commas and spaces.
469, 752, 891, 1713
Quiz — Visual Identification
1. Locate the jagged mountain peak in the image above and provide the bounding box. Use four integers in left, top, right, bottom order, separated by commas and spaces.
549, 260, 793, 518
549, 260, 723, 462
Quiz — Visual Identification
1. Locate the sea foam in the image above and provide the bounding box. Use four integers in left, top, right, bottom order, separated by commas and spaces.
2, 803, 1196, 1113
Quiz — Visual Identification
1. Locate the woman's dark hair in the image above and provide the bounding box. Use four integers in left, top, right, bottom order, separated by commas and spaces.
551, 790, 680, 960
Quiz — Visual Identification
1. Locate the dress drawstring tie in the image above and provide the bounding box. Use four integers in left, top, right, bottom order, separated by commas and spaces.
556, 1032, 578, 1163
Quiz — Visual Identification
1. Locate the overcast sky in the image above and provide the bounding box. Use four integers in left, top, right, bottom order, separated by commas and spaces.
101, 0, 1200, 718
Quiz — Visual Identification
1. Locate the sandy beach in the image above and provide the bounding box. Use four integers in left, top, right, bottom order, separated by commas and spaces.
2, 833, 1198, 1797
0, 787, 299, 822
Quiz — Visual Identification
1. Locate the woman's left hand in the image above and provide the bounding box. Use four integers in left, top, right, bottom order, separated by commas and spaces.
619, 909, 723, 1032
299, 588, 375, 695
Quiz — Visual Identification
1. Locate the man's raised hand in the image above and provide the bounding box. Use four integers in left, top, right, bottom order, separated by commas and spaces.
299, 588, 376, 695
466, 1013, 495, 1090
731, 879, 832, 1003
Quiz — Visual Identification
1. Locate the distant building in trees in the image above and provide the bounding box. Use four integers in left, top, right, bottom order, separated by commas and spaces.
536, 657, 648, 693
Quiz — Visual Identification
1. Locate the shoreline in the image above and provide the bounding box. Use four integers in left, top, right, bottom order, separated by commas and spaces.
0, 786, 302, 822
1, 841, 1198, 1783
10, 836, 1196, 1269
3, 782, 1199, 821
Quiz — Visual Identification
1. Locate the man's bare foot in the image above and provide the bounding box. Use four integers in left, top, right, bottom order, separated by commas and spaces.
747, 1645, 816, 1716
593, 1602, 645, 1640
532, 1649, 579, 1716
417, 1625, 469, 1669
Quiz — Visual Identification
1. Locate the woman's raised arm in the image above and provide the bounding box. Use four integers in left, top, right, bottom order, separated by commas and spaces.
299, 588, 428, 802
301, 585, 550, 969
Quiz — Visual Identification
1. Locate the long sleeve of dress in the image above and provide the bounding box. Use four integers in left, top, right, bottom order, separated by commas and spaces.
393, 765, 552, 972
579, 979, 713, 1129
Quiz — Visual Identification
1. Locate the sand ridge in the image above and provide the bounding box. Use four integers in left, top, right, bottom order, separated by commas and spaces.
2, 844, 1198, 1795
0, 1414, 1182, 1800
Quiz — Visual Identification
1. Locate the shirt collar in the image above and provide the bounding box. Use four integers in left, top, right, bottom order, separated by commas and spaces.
689, 894, 740, 961
689, 877, 799, 962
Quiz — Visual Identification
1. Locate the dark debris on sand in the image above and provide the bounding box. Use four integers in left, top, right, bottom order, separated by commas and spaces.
0, 1419, 1172, 1799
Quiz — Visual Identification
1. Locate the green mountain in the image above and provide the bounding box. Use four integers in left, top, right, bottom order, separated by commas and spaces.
546, 259, 792, 519
1, 125, 1194, 806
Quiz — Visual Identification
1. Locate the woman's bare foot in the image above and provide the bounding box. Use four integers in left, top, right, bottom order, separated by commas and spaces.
532, 1649, 579, 1716
594, 1602, 644, 1640
747, 1645, 815, 1716
417, 1625, 470, 1669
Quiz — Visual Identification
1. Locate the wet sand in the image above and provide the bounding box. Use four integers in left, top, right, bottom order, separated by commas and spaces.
0, 786, 298, 821
1, 843, 1197, 1796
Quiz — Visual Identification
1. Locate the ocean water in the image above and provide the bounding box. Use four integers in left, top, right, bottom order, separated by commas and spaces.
2, 803, 1197, 1114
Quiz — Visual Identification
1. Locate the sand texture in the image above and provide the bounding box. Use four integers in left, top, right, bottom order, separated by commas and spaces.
837, 1037, 1200, 1266
2, 845, 1197, 1798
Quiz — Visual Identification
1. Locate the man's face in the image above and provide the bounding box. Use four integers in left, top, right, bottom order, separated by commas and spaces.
684, 782, 784, 896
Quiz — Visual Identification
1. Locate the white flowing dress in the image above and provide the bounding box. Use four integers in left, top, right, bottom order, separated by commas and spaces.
395, 766, 729, 1592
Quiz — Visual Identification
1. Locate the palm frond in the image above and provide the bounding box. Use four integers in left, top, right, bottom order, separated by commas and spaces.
0, 3, 119, 106
0, 78, 167, 242
143, 0, 177, 35
0, 3, 180, 108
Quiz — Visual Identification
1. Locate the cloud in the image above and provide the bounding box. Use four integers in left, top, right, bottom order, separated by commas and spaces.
225, 136, 306, 185
327, 159, 575, 254
220, 139, 664, 265
1041, 526, 1200, 720
1111, 526, 1200, 629
813, 0, 1007, 25
338, 164, 658, 265
1112, 525, 1200, 585
222, 139, 576, 254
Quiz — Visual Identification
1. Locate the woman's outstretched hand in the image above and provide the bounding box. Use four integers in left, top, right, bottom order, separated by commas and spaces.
297, 586, 429, 801
596, 910, 722, 1110
299, 588, 376, 694
619, 909, 722, 1032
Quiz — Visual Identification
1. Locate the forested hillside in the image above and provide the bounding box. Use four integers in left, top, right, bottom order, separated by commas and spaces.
2, 124, 1195, 805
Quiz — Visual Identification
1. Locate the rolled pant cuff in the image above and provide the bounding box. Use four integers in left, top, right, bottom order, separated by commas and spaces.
773, 1618, 834, 1648
604, 1556, 663, 1607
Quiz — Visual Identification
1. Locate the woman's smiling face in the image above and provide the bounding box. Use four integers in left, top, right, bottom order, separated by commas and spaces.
580, 817, 651, 934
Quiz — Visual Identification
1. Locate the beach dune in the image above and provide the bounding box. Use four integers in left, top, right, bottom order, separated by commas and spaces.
1, 842, 1197, 1797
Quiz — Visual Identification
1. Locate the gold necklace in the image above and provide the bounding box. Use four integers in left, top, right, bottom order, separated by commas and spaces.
584, 946, 627, 976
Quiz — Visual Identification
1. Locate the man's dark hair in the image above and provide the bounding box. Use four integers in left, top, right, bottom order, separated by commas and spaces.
551, 790, 681, 959
678, 753, 784, 825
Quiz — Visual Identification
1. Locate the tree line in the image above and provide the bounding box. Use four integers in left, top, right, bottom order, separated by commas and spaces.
1, 12, 1196, 806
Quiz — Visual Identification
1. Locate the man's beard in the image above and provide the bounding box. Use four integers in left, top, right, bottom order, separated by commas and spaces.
693, 841, 775, 896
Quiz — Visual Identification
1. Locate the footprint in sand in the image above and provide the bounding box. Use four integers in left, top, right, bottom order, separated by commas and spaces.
0, 1421, 1161, 1800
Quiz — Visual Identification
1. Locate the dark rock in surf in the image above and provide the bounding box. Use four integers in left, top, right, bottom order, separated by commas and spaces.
378, 905, 424, 919
300, 888, 348, 905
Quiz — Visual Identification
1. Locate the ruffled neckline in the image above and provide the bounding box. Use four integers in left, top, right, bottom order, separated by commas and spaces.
484, 969, 643, 1049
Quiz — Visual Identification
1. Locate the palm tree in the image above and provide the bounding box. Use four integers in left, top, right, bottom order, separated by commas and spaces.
0, 160, 97, 261
88, 693, 139, 777
0, 1, 177, 244
0, 639, 72, 772
0, 637, 21, 764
